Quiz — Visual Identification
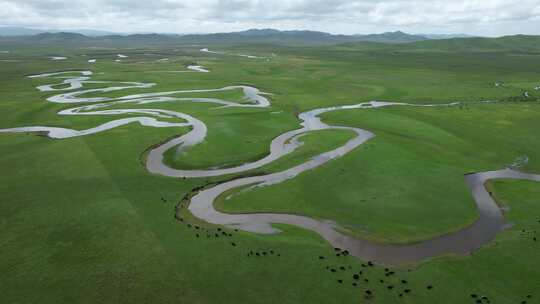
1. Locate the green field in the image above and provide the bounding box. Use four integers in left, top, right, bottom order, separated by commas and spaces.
1, 39, 540, 303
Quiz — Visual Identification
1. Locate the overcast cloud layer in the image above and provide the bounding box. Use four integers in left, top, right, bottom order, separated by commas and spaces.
1, 0, 539, 36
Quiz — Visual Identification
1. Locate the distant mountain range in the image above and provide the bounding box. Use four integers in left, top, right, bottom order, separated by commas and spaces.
0, 27, 475, 44
176, 29, 431, 44
3, 27, 538, 51
419, 33, 476, 39
0, 26, 116, 37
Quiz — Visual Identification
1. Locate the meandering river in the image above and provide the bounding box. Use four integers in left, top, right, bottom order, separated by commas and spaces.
1, 64, 539, 265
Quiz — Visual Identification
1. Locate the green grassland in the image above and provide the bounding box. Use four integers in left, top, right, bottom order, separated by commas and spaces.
220, 102, 540, 243
1, 39, 540, 303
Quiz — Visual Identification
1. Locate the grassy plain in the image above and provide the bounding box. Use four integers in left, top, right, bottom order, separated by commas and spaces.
1, 40, 539, 303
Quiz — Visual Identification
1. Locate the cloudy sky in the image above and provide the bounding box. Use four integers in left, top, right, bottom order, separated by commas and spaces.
1, 0, 539, 36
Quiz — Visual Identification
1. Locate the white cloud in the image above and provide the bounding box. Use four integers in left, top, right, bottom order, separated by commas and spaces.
0, 0, 539, 36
